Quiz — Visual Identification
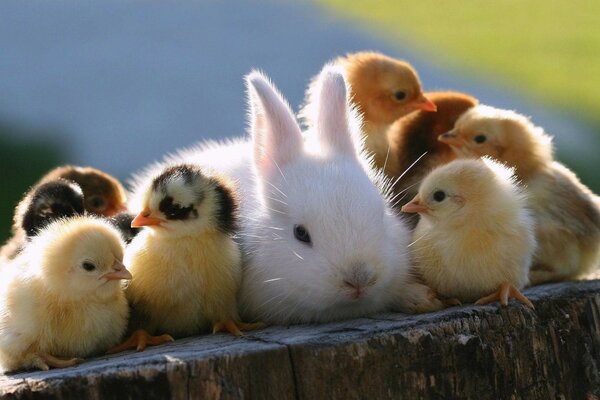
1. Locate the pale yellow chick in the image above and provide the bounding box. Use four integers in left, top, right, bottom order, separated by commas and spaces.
110, 164, 262, 353
0, 216, 131, 372
440, 105, 600, 284
401, 158, 536, 307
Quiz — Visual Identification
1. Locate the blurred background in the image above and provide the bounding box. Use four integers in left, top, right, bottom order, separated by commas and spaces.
1, 0, 599, 242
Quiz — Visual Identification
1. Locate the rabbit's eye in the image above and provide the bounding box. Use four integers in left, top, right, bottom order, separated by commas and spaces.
294, 224, 311, 245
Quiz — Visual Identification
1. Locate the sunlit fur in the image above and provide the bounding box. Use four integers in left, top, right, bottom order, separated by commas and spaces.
0, 217, 128, 372
411, 158, 535, 302
300, 52, 429, 170
387, 91, 478, 212
125, 167, 242, 337
448, 105, 600, 283
130, 66, 432, 325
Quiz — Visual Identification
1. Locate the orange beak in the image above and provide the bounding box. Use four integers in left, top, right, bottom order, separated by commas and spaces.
131, 209, 164, 227
416, 96, 437, 112
101, 260, 132, 281
401, 196, 430, 214
438, 130, 463, 148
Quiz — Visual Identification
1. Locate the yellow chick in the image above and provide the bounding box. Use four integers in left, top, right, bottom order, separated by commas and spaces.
0, 216, 131, 372
401, 158, 536, 307
440, 105, 600, 284
110, 164, 262, 353
301, 51, 436, 169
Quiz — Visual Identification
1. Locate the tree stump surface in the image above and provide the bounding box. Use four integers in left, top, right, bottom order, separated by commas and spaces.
1, 280, 600, 400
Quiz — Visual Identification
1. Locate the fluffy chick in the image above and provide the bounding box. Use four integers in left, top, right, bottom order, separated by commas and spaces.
301, 51, 436, 168
401, 158, 536, 307
110, 164, 262, 353
0, 216, 131, 372
39, 165, 127, 217
108, 212, 141, 244
440, 105, 600, 284
386, 91, 478, 216
0, 179, 85, 263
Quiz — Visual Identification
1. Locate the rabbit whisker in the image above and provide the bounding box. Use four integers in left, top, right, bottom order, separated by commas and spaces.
292, 250, 304, 260
266, 206, 287, 216
389, 151, 428, 189
265, 196, 288, 206
264, 181, 288, 198
382, 143, 391, 173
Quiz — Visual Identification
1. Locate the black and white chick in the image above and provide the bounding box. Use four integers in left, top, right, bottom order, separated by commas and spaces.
108, 164, 263, 353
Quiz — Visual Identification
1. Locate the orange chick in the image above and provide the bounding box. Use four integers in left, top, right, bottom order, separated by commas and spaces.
386, 91, 478, 215
440, 105, 600, 284
402, 158, 536, 307
301, 51, 436, 168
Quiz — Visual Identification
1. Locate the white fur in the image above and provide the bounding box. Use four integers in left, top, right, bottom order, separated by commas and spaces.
129, 66, 414, 324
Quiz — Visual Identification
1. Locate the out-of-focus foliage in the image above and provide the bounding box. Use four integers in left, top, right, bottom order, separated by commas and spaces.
0, 122, 64, 243
317, 0, 600, 127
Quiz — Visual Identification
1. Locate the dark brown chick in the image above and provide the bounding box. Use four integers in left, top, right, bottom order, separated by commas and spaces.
39, 165, 127, 217
387, 91, 478, 216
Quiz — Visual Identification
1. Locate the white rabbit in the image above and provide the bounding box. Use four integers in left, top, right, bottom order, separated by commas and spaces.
129, 65, 439, 325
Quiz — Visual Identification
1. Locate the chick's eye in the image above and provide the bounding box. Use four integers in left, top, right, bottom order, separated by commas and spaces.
433, 190, 446, 202
89, 196, 106, 211
474, 134, 487, 144
294, 224, 311, 244
82, 262, 96, 272
394, 91, 406, 101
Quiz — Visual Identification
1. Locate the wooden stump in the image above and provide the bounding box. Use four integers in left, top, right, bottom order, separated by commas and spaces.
2, 280, 600, 399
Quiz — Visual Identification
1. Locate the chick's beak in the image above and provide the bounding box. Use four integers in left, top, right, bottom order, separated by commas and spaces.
416, 96, 437, 112
102, 260, 132, 281
438, 130, 463, 148
401, 196, 430, 214
131, 209, 164, 227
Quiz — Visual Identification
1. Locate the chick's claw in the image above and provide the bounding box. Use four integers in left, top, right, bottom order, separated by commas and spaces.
106, 329, 174, 354
475, 282, 534, 309
212, 320, 266, 336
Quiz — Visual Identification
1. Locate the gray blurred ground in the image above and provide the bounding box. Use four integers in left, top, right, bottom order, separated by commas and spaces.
0, 0, 597, 184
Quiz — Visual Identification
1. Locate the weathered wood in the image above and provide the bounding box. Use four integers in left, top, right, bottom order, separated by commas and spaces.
2, 281, 600, 399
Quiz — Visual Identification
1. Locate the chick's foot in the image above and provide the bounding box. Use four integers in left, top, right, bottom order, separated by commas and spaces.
106, 329, 174, 354
39, 352, 82, 369
475, 282, 534, 309
212, 320, 266, 336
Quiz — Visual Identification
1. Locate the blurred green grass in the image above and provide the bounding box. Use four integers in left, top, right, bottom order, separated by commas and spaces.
316, 0, 600, 127
0, 122, 64, 243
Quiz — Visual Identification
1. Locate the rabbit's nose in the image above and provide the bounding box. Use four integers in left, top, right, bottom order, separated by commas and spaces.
343, 263, 376, 298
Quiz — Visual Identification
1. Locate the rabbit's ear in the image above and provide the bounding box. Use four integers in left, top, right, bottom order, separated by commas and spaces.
246, 70, 303, 175
313, 66, 356, 156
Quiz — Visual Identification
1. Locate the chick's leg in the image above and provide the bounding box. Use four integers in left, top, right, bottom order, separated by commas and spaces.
212, 320, 266, 336
39, 353, 82, 369
475, 282, 534, 309
106, 329, 174, 354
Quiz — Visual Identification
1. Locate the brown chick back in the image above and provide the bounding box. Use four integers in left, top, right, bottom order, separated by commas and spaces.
39, 165, 127, 217
387, 91, 478, 213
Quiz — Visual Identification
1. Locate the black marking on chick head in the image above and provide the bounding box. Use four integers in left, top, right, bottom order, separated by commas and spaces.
153, 164, 206, 221
109, 212, 141, 243
211, 178, 238, 235
21, 179, 85, 237
159, 196, 196, 221
152, 164, 196, 191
